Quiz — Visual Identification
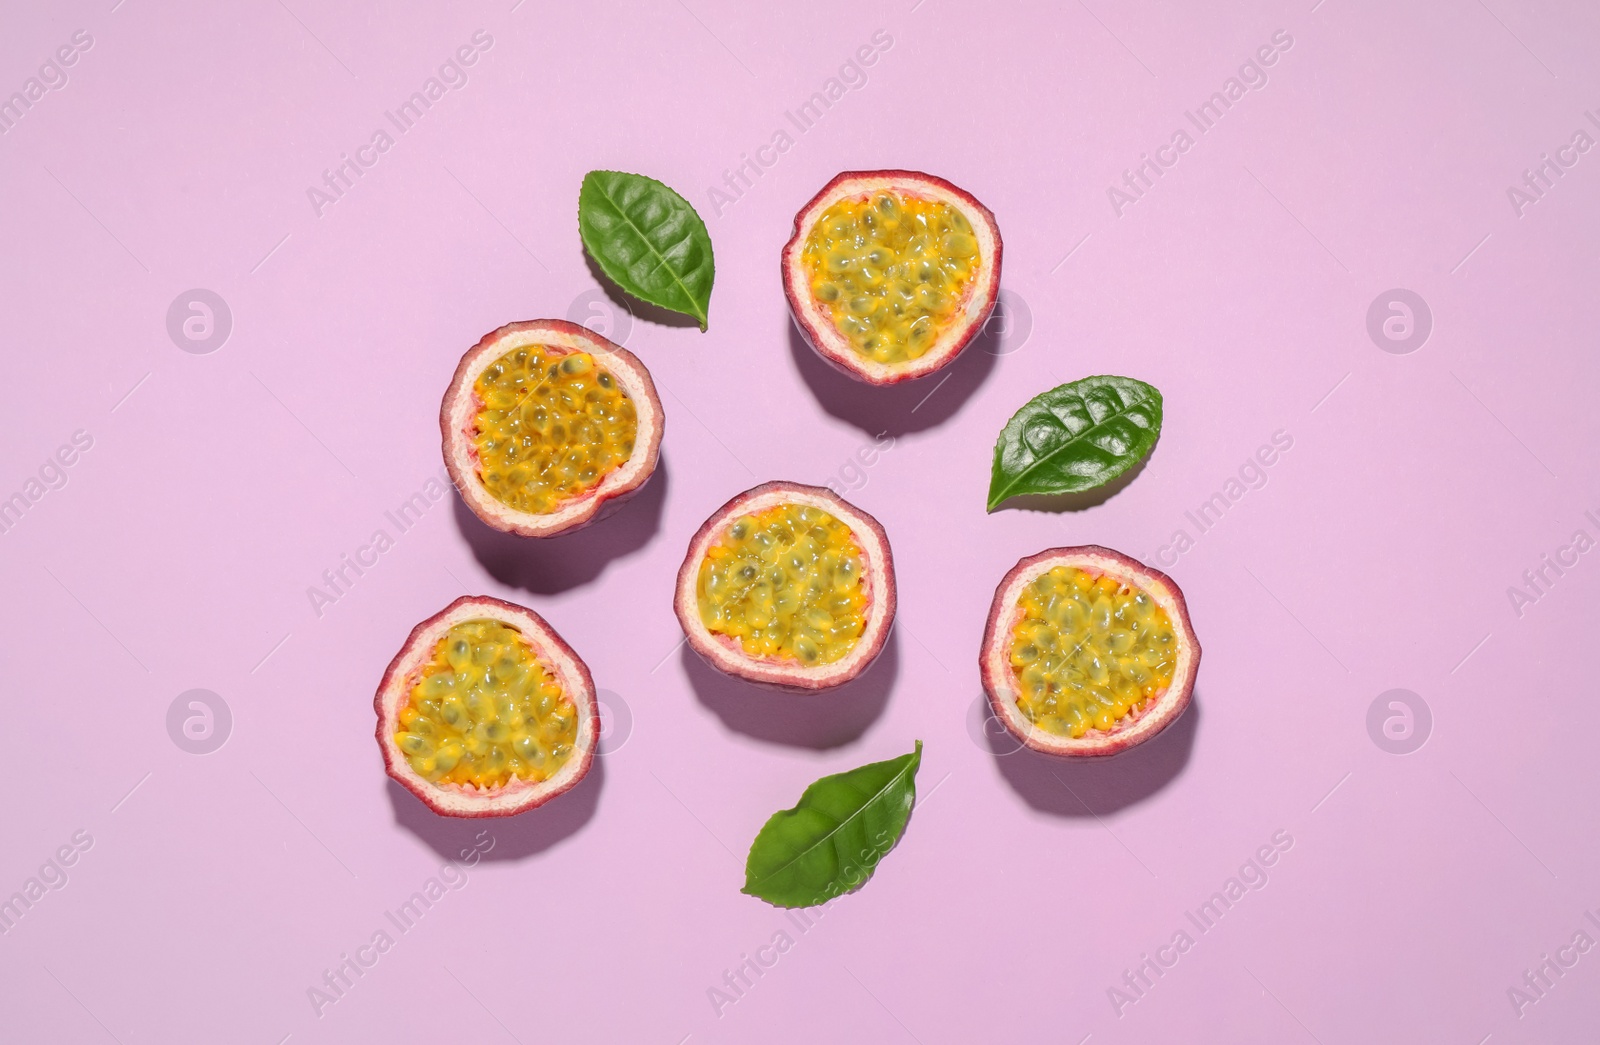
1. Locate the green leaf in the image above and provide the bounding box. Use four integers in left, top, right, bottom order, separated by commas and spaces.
578, 170, 714, 330
987, 375, 1163, 511
742, 741, 923, 909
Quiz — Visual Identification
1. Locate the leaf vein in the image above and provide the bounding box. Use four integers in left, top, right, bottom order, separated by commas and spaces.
591, 177, 707, 325
990, 378, 1162, 506
749, 761, 917, 888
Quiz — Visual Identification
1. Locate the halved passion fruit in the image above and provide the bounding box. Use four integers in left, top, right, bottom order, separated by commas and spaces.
980, 546, 1199, 757
782, 170, 1002, 385
674, 481, 895, 691
375, 595, 599, 816
442, 319, 663, 537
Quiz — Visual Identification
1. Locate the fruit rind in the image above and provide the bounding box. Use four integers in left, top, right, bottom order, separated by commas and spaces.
980, 546, 1199, 757
375, 595, 600, 816
674, 481, 896, 692
441, 319, 664, 537
781, 170, 1002, 386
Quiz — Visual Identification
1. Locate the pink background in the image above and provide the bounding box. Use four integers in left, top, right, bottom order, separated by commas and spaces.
3, 0, 1598, 1041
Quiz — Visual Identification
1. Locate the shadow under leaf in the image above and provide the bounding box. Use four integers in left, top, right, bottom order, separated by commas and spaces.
584, 251, 701, 330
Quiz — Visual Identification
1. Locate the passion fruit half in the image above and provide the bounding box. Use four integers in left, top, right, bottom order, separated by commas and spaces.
442, 319, 663, 537
375, 595, 599, 816
782, 170, 1002, 385
674, 481, 895, 691
980, 546, 1199, 757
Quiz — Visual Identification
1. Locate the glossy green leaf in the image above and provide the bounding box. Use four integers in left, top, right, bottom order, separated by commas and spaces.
987, 375, 1163, 510
578, 170, 714, 330
742, 741, 923, 908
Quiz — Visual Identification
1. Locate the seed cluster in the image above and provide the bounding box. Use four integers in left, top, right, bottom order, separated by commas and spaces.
1009, 567, 1177, 738
697, 503, 868, 666
473, 346, 636, 514
801, 191, 980, 365
394, 619, 579, 789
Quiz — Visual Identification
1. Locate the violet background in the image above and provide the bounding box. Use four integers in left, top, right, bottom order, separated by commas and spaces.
2, 0, 1598, 1041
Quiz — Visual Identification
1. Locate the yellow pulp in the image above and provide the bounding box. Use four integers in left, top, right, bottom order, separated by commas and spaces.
800, 191, 980, 365
697, 503, 868, 666
394, 619, 578, 789
1010, 567, 1177, 738
473, 345, 636, 514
